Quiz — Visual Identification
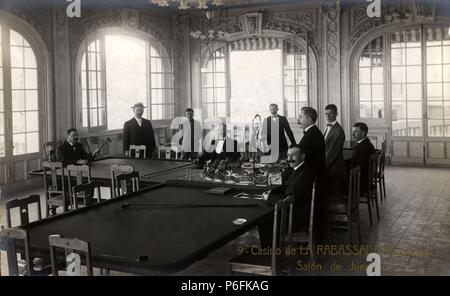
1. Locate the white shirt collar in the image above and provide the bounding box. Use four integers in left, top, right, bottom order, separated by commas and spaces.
304, 124, 316, 133
135, 117, 143, 126
327, 120, 337, 127
293, 161, 305, 171
357, 137, 368, 144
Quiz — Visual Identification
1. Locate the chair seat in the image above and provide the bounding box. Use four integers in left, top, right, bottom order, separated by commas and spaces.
229, 248, 274, 276
46, 195, 67, 206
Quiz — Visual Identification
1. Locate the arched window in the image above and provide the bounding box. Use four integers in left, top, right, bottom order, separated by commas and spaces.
0, 25, 39, 157
201, 46, 227, 119
200, 37, 313, 123
283, 39, 308, 118
353, 24, 450, 164
358, 36, 385, 120
77, 31, 174, 132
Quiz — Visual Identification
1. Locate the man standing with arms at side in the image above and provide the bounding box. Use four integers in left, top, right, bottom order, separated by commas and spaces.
260, 104, 296, 160
323, 104, 346, 196
123, 102, 156, 158
298, 106, 326, 244
180, 108, 203, 160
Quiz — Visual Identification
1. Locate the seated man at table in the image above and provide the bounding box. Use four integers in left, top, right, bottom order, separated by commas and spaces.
348, 122, 375, 193
56, 128, 95, 166
259, 144, 316, 247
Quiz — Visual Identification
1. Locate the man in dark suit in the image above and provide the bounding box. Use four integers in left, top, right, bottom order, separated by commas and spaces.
260, 104, 296, 160
123, 102, 156, 158
350, 122, 375, 194
298, 107, 325, 177
259, 145, 315, 247
323, 104, 346, 196
56, 128, 95, 166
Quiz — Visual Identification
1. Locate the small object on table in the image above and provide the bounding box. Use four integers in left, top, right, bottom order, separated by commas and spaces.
232, 218, 247, 225
205, 187, 233, 195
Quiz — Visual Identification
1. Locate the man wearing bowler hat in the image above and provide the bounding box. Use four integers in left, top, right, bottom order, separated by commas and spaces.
123, 102, 156, 158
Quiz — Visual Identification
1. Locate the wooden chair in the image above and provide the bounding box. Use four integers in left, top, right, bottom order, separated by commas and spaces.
129, 145, 146, 158
3, 196, 53, 276
42, 141, 57, 162
67, 164, 92, 208
116, 172, 140, 196
42, 161, 69, 216
329, 166, 362, 245
49, 234, 93, 276
111, 165, 136, 197
228, 195, 294, 276
290, 181, 317, 265
377, 141, 387, 202
5, 195, 42, 228
0, 227, 32, 276
72, 181, 102, 209
359, 153, 380, 226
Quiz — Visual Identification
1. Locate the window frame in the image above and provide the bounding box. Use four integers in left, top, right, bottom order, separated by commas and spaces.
75, 29, 174, 135
199, 35, 315, 123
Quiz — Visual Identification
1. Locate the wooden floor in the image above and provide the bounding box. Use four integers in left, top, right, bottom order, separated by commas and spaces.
1, 165, 449, 276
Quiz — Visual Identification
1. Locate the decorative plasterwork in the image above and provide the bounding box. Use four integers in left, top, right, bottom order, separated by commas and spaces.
68, 7, 172, 58
54, 6, 68, 64
5, 7, 50, 47
189, 9, 321, 55
347, 1, 437, 51
322, 0, 340, 68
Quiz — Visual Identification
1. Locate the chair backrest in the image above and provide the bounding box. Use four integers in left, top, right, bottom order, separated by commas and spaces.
67, 164, 91, 186
42, 141, 57, 162
5, 195, 42, 227
48, 234, 93, 276
72, 181, 102, 209
129, 145, 146, 158
347, 166, 361, 214
0, 227, 32, 276
378, 141, 386, 177
116, 171, 140, 196
111, 165, 135, 197
42, 161, 67, 194
271, 195, 294, 275
368, 153, 379, 190
307, 181, 317, 236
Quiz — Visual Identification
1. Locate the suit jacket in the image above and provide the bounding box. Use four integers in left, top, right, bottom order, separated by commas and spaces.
56, 140, 94, 166
299, 125, 325, 177
123, 117, 156, 158
351, 137, 375, 193
180, 119, 203, 153
261, 115, 296, 154
324, 122, 346, 180
281, 164, 316, 231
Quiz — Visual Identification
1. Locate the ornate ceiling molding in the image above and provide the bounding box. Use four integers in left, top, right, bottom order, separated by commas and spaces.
347, 1, 437, 51
68, 8, 173, 58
